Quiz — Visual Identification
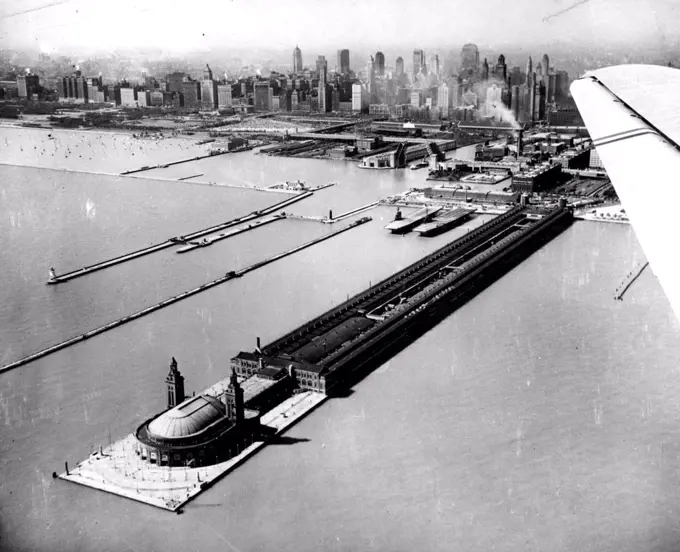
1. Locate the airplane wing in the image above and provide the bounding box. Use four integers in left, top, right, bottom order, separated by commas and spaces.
571, 65, 680, 321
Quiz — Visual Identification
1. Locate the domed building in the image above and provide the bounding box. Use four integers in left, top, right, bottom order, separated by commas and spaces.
135, 359, 264, 467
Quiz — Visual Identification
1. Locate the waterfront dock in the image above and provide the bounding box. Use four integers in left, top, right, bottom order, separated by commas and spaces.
58, 390, 327, 512
614, 260, 649, 301
3, 216, 371, 374
46, 192, 313, 285
258, 205, 573, 395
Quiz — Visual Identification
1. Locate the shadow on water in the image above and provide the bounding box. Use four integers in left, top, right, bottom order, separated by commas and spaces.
267, 435, 311, 445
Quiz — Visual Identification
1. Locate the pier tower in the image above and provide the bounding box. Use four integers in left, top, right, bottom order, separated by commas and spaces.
166, 357, 185, 409
225, 368, 244, 423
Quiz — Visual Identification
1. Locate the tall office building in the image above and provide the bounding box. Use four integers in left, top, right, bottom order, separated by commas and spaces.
318, 57, 330, 112
181, 80, 201, 108
395, 56, 404, 76
166, 72, 187, 93
254, 81, 273, 110
293, 45, 303, 73
375, 51, 385, 76
217, 84, 232, 108
429, 55, 440, 78
494, 54, 508, 81
315, 55, 326, 76
366, 56, 376, 101
337, 49, 350, 74
525, 57, 533, 89
437, 82, 452, 111
17, 73, 40, 98
352, 83, 368, 112
413, 49, 425, 76
541, 53, 550, 78
482, 58, 489, 81
201, 64, 217, 109
460, 43, 480, 74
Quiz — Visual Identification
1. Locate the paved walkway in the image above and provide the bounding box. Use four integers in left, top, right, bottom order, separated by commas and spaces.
59, 391, 327, 511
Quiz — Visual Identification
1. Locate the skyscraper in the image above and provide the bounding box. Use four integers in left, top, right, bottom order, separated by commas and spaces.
254, 81, 273, 110
460, 43, 480, 75
337, 49, 350, 75
293, 45, 303, 74
495, 54, 507, 81
201, 64, 217, 109
413, 49, 425, 76
375, 51, 385, 76
395, 56, 404, 77
318, 57, 330, 112
315, 55, 326, 76
482, 58, 489, 81
429, 55, 440, 78
541, 53, 550, 78
525, 56, 533, 89
366, 55, 376, 101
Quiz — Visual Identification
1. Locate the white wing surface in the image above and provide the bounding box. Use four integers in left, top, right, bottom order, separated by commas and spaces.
571, 65, 680, 321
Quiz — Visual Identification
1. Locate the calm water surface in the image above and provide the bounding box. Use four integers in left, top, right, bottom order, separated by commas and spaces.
2, 130, 680, 552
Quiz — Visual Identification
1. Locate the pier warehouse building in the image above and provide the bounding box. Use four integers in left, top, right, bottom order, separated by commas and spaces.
135, 358, 292, 467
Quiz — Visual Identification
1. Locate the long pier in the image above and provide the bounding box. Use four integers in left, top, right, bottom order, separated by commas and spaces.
614, 260, 649, 301
244, 206, 573, 396
47, 192, 313, 285
1, 216, 371, 374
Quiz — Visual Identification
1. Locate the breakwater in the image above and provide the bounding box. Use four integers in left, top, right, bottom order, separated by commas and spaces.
47, 192, 313, 284
2, 216, 371, 374
614, 260, 649, 301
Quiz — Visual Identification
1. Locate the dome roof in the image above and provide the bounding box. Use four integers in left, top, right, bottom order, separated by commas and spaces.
148, 395, 226, 439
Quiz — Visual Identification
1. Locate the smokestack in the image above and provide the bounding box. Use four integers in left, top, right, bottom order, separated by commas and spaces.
329, 209, 333, 221
256, 336, 261, 352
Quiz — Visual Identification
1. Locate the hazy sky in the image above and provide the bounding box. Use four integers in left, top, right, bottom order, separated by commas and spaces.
0, 0, 679, 55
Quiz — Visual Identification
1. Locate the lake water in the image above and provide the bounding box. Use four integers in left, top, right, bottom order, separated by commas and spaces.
2, 128, 680, 552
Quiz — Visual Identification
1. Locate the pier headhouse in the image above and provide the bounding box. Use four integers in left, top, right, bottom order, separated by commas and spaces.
135, 360, 265, 467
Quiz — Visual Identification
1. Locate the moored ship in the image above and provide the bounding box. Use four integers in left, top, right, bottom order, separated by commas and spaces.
414, 207, 475, 237
385, 206, 442, 234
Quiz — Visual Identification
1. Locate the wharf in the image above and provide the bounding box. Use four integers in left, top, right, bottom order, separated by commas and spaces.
258, 205, 573, 395
2, 217, 372, 374
58, 391, 327, 512
46, 192, 313, 285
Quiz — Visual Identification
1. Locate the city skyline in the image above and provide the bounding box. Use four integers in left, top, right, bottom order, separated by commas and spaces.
1, 0, 679, 54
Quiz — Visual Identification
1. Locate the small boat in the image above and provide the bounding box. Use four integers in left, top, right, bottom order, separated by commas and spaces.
409, 160, 429, 170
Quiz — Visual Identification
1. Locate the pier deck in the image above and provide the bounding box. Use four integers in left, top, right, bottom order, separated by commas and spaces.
58, 391, 326, 512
